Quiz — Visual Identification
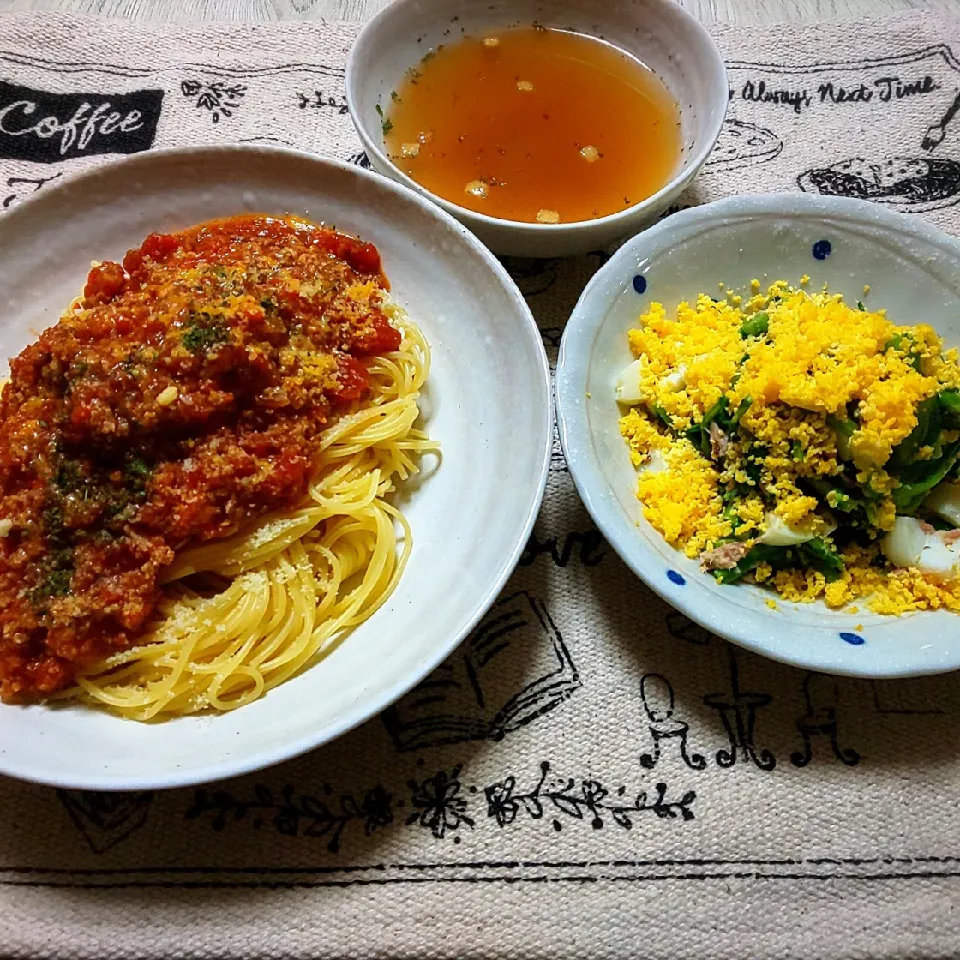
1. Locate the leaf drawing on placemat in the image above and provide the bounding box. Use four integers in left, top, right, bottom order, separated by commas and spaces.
184, 782, 394, 853
180, 79, 247, 123
484, 762, 696, 833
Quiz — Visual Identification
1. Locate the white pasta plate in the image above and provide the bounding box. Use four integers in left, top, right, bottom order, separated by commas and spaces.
0, 145, 551, 788
556, 193, 960, 678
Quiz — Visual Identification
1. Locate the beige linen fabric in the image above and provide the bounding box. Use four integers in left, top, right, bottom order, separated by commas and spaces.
0, 11, 959, 959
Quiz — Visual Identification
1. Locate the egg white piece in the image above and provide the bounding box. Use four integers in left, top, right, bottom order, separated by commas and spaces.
926, 481, 960, 526
882, 516, 960, 579
660, 365, 687, 392
757, 512, 817, 546
615, 358, 647, 405
615, 359, 687, 407
640, 449, 668, 475
756, 511, 837, 546
882, 516, 926, 567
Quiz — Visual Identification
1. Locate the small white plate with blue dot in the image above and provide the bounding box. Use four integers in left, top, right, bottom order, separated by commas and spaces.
557, 193, 960, 678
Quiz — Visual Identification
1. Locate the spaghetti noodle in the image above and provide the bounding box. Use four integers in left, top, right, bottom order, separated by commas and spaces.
0, 216, 435, 720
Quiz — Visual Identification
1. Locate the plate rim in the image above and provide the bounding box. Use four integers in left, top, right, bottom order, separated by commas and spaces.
0, 144, 553, 789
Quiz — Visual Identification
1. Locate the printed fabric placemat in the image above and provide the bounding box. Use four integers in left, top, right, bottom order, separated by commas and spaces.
0, 10, 959, 960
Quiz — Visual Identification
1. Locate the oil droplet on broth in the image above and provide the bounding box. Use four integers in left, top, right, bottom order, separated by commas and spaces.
383, 26, 682, 224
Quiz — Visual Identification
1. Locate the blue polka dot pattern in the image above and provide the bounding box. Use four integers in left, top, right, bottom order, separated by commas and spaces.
667, 569, 685, 586
632, 274, 647, 294
839, 631, 865, 646
812, 239, 832, 260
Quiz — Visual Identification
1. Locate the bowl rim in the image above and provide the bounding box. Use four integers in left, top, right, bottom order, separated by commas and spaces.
555, 191, 960, 679
345, 0, 729, 235
0, 143, 554, 789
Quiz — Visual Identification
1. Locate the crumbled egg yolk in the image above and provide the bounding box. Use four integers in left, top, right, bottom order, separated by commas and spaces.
618, 280, 960, 614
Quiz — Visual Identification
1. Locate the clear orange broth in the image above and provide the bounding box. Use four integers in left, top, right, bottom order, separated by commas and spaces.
383, 26, 682, 224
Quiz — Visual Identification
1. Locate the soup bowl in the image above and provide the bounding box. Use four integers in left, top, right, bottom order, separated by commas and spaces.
346, 0, 728, 257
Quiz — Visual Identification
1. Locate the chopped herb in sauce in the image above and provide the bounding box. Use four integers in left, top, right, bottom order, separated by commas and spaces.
182, 315, 230, 353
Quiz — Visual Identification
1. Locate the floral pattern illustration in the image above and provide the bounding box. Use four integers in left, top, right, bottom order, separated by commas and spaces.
180, 762, 696, 851
484, 762, 696, 830
406, 765, 475, 840
180, 79, 247, 122
185, 782, 393, 853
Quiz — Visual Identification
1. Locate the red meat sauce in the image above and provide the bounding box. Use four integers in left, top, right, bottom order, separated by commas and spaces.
0, 214, 402, 700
